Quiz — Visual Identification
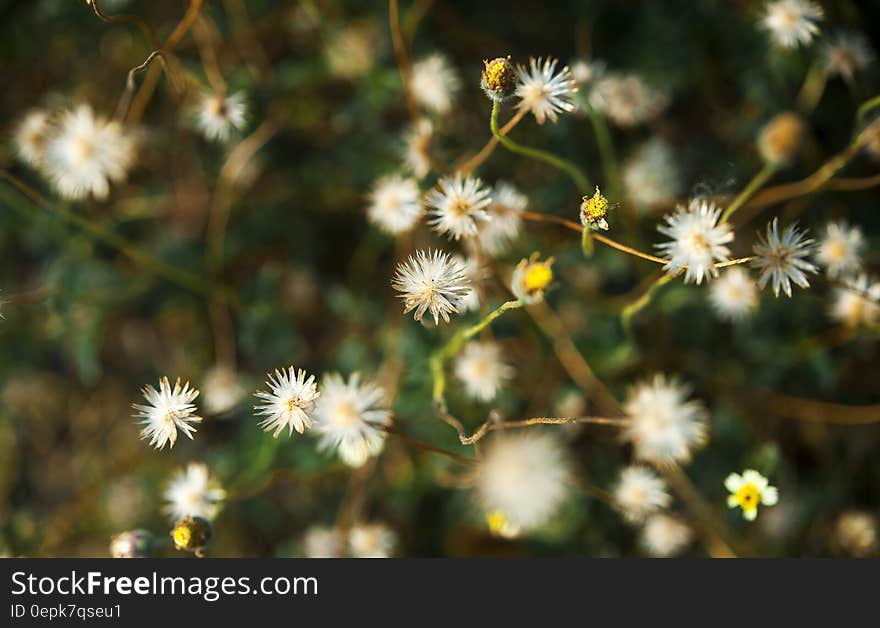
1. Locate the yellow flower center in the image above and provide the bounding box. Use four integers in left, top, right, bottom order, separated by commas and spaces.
734, 483, 760, 510
172, 525, 192, 549
523, 263, 553, 291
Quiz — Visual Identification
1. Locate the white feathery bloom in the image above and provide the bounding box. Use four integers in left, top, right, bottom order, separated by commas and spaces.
623, 374, 709, 467
392, 249, 471, 325
835, 511, 877, 557
656, 199, 734, 284
411, 54, 460, 115
202, 365, 245, 415
589, 73, 669, 128
640, 514, 692, 557
366, 175, 423, 235
43, 104, 135, 200
830, 274, 880, 328
477, 181, 526, 255
709, 267, 760, 321
348, 523, 396, 558
313, 373, 391, 467
752, 218, 817, 297
816, 221, 864, 278
402, 119, 432, 179
622, 139, 682, 211
452, 254, 483, 313
824, 32, 874, 82
163, 463, 225, 522
194, 91, 247, 142
570, 58, 606, 87
254, 367, 320, 437
14, 109, 51, 167
454, 341, 514, 403
762, 0, 824, 49
515, 57, 577, 124
426, 174, 492, 240
302, 526, 339, 558
614, 466, 671, 524
475, 433, 571, 532
725, 469, 778, 521
133, 377, 202, 451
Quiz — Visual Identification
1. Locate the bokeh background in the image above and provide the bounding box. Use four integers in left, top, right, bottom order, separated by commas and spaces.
1, 0, 879, 557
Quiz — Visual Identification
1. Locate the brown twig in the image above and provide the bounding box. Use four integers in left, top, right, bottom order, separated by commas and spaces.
456, 108, 528, 176
765, 391, 880, 425
455, 415, 628, 445
664, 465, 739, 559
389, 0, 421, 125
385, 426, 477, 465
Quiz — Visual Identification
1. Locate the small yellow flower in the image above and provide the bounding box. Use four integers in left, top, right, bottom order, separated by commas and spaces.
171, 515, 212, 556
511, 253, 555, 304
486, 511, 520, 538
580, 186, 611, 231
725, 469, 778, 521
481, 56, 517, 101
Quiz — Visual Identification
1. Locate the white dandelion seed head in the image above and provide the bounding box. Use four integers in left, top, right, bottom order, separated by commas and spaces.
451, 254, 484, 313
824, 31, 874, 82
622, 139, 682, 211
656, 199, 734, 284
43, 104, 136, 200
640, 513, 692, 557
623, 374, 709, 467
194, 91, 247, 142
411, 54, 461, 115
254, 367, 320, 437
830, 274, 880, 328
14, 109, 51, 167
762, 0, 824, 49
133, 377, 202, 451
402, 118, 433, 179
515, 56, 577, 125
366, 175, 423, 235
709, 267, 760, 321
752, 218, 818, 298
614, 466, 672, 525
589, 73, 669, 128
302, 525, 339, 558
454, 341, 514, 403
163, 462, 225, 522
476, 181, 526, 255
314, 373, 391, 467
835, 511, 877, 557
426, 174, 492, 240
392, 249, 471, 325
475, 432, 571, 532
202, 365, 245, 415
570, 58, 606, 87
817, 220, 864, 279
348, 523, 397, 558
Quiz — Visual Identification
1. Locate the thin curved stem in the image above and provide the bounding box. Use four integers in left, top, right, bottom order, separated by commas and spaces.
457, 416, 628, 446
89, 0, 159, 48
720, 163, 777, 223
456, 108, 527, 176
854, 93, 880, 135
389, 0, 421, 125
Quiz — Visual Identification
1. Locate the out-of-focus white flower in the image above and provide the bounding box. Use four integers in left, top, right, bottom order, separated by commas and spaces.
515, 57, 577, 124
254, 367, 320, 437
392, 249, 471, 325
314, 373, 391, 467
510, 254, 554, 304
43, 104, 135, 200
202, 365, 245, 415
614, 466, 671, 524
570, 58, 606, 87
426, 174, 492, 240
476, 181, 526, 255
348, 523, 396, 558
452, 254, 483, 313
622, 139, 682, 211
454, 341, 514, 402
411, 54, 460, 115
402, 119, 432, 179
366, 175, 423, 235
656, 199, 734, 284
816, 221, 864, 278
762, 0, 824, 49
475, 433, 571, 533
193, 91, 247, 142
133, 377, 202, 451
324, 21, 379, 79
830, 274, 880, 328
589, 73, 669, 127
752, 218, 817, 297
640, 513, 692, 557
14, 109, 51, 167
824, 31, 874, 82
622, 374, 709, 467
835, 511, 877, 557
163, 463, 225, 522
709, 267, 760, 321
725, 469, 778, 521
109, 529, 153, 559
302, 525, 339, 558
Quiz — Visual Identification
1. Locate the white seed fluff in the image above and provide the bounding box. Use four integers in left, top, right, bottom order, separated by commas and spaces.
656, 199, 734, 284
392, 249, 471, 325
614, 466, 672, 524
816, 221, 864, 279
254, 367, 320, 437
752, 218, 818, 298
454, 341, 514, 403
515, 57, 577, 124
411, 54, 460, 115
762, 0, 824, 49
133, 377, 202, 451
194, 91, 247, 142
426, 174, 492, 240
163, 462, 226, 522
709, 267, 760, 321
366, 175, 423, 235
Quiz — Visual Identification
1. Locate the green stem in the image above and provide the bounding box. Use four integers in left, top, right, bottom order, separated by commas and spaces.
490, 100, 591, 191
854, 93, 880, 135
587, 106, 621, 199
796, 61, 828, 115
720, 163, 777, 223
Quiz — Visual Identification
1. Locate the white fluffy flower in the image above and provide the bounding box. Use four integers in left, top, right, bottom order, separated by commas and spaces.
254, 367, 320, 437
133, 377, 202, 451
709, 267, 760, 321
348, 523, 397, 558
477, 181, 526, 255
835, 511, 877, 557
622, 139, 682, 211
475, 433, 571, 532
194, 91, 247, 142
14, 109, 51, 167
589, 73, 669, 127
725, 469, 778, 521
830, 274, 880, 328
614, 466, 671, 524
454, 341, 514, 402
366, 175, 423, 235
452, 254, 483, 313
640, 513, 692, 557
392, 249, 471, 325
411, 54, 460, 115
570, 58, 606, 87
622, 374, 709, 467
762, 0, 824, 49
313, 373, 391, 467
402, 119, 432, 179
824, 31, 874, 82
515, 57, 577, 124
426, 174, 492, 240
656, 199, 734, 284
163, 463, 225, 522
752, 218, 817, 297
302, 526, 339, 558
202, 365, 245, 415
43, 104, 135, 200
816, 221, 864, 278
